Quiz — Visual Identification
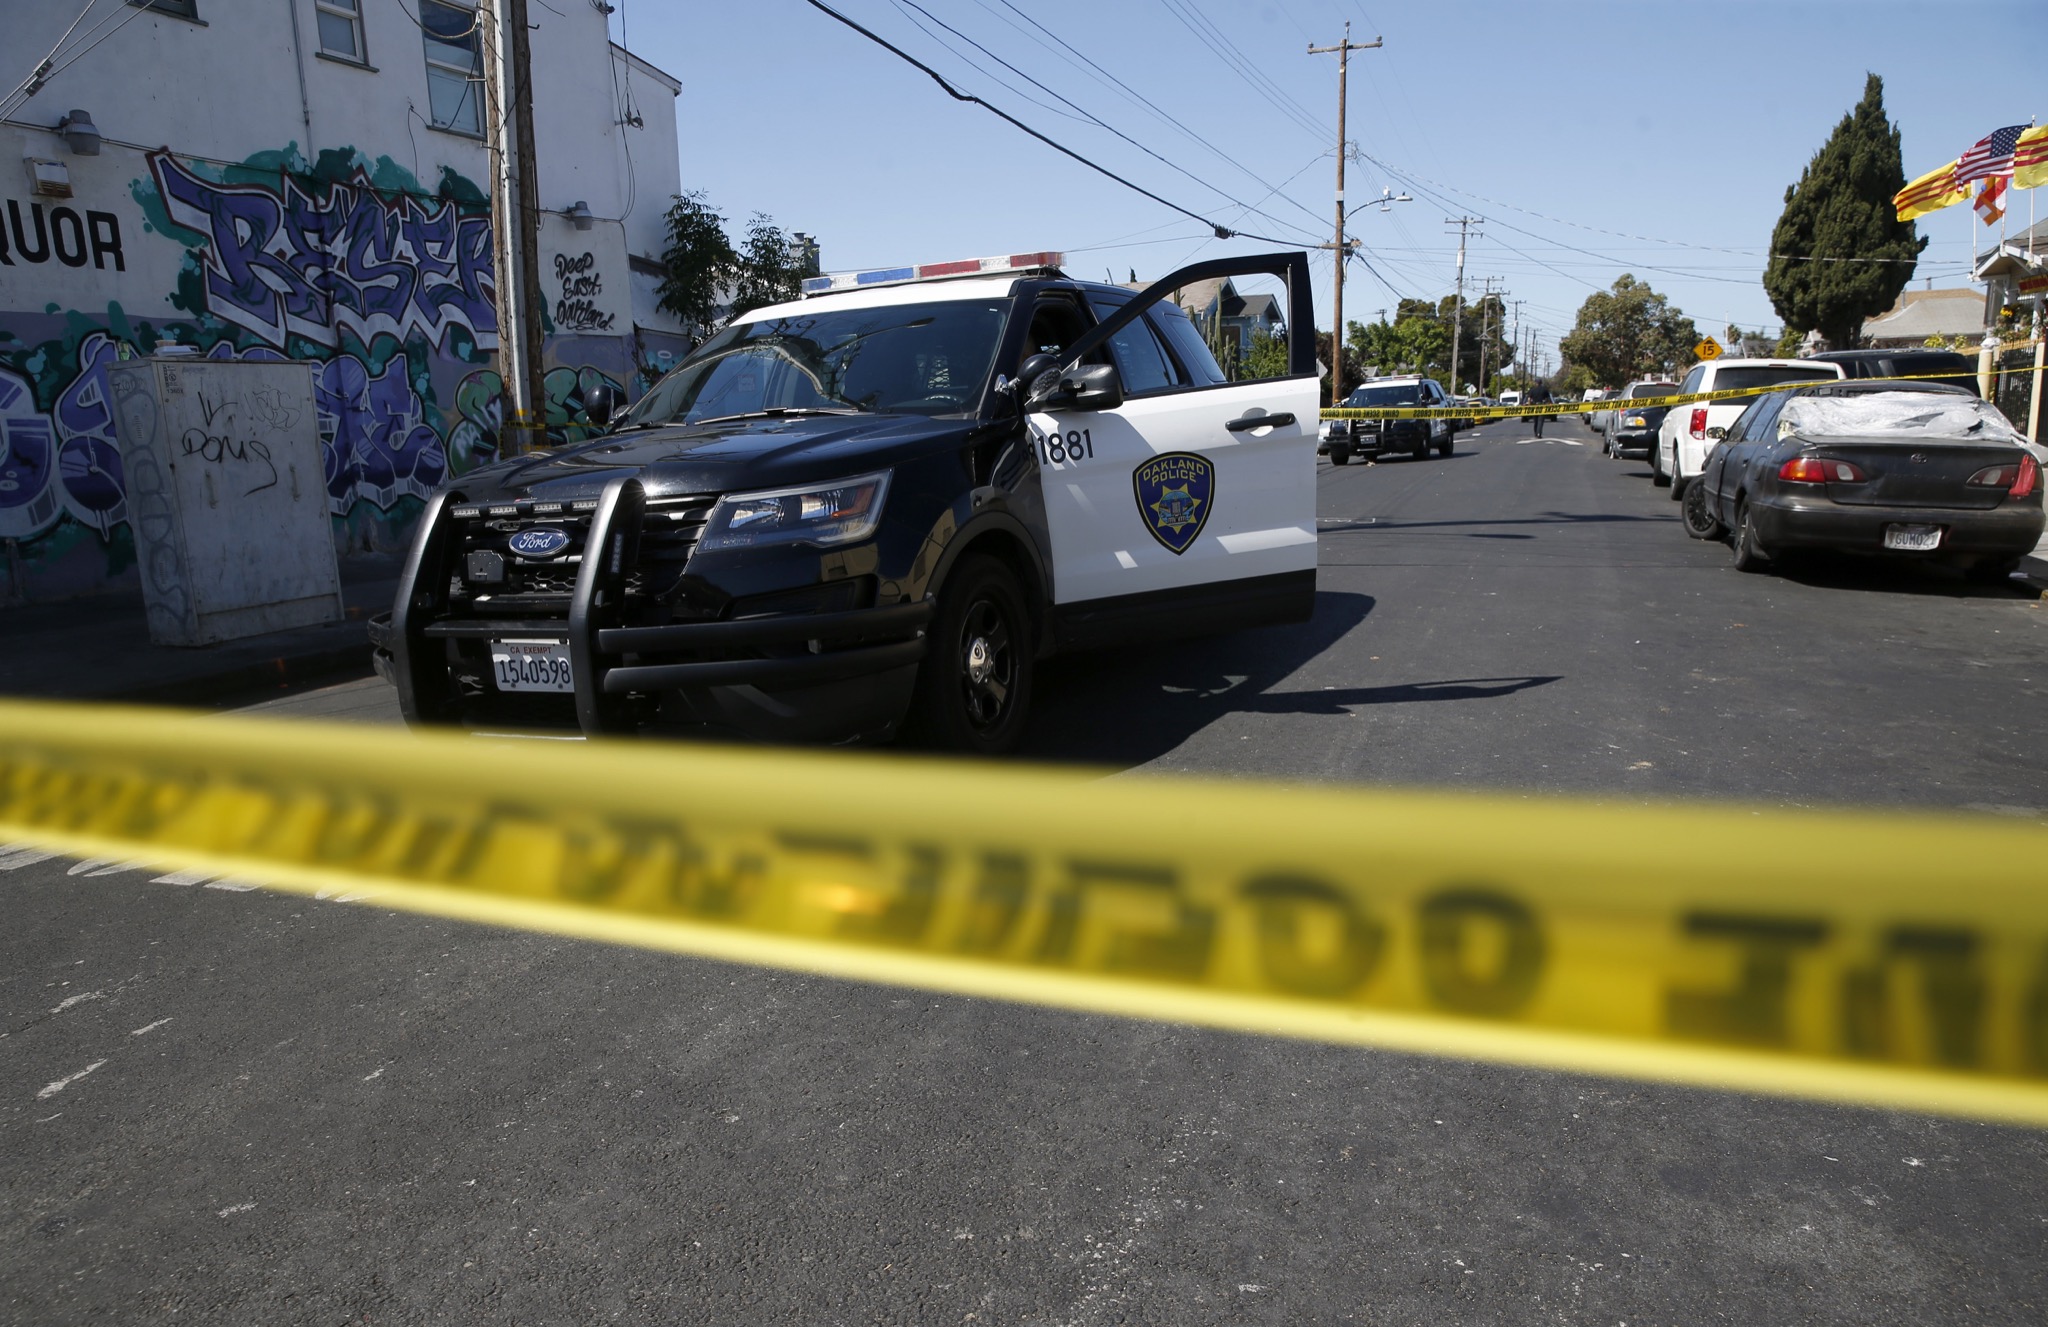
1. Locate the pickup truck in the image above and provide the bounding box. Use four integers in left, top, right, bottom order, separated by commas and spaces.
1653, 358, 1844, 499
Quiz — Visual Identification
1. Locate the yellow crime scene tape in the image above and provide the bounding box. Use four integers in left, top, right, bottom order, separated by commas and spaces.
1320, 366, 2047, 422
4, 699, 2048, 1126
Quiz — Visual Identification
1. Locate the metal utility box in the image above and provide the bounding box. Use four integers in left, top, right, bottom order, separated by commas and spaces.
106, 356, 343, 646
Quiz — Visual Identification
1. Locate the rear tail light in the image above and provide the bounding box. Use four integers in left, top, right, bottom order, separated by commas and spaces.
1688, 408, 1708, 440
1778, 456, 1865, 484
1969, 455, 2039, 497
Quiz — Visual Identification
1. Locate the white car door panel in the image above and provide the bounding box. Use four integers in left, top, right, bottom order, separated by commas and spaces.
1032, 379, 1317, 604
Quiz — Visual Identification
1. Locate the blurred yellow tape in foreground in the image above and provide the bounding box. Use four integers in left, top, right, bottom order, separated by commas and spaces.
4, 699, 2047, 1125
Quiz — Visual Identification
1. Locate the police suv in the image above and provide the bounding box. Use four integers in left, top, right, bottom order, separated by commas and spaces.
369, 251, 1319, 753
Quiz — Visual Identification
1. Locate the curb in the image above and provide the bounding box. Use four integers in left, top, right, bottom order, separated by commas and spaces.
83, 636, 376, 709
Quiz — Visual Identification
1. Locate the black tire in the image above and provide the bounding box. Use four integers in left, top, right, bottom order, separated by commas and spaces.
1682, 478, 1725, 540
1669, 474, 1688, 502
1730, 500, 1770, 573
1651, 441, 1671, 487
1965, 557, 2021, 586
903, 555, 1034, 753
1329, 448, 1351, 466
1437, 430, 1455, 458
1414, 438, 1431, 460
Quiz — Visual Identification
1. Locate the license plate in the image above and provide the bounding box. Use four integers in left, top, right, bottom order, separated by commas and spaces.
491, 639, 574, 692
1882, 523, 1943, 552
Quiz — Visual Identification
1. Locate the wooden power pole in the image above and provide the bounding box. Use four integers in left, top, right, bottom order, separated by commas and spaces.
1309, 24, 1381, 406
1445, 215, 1481, 393
483, 0, 545, 455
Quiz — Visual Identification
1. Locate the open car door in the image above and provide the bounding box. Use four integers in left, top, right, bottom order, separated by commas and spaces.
1023, 252, 1319, 650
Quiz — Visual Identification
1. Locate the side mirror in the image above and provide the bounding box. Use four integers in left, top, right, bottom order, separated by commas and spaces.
1706, 425, 1727, 441
1027, 362, 1124, 414
584, 382, 621, 428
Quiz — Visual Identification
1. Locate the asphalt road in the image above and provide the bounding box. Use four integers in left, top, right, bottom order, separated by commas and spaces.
7, 415, 2048, 1325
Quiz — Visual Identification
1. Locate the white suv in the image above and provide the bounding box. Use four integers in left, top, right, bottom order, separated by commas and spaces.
1654, 358, 1843, 499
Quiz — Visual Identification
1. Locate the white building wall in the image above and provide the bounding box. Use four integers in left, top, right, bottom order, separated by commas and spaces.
0, 0, 682, 601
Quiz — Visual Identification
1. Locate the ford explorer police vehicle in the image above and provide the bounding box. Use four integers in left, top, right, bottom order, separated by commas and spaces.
369, 251, 1319, 753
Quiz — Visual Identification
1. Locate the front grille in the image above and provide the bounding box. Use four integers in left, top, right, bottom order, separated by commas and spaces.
443, 494, 721, 619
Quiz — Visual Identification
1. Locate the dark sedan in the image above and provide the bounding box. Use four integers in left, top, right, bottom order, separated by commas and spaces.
1603, 380, 1680, 460
1681, 381, 2044, 582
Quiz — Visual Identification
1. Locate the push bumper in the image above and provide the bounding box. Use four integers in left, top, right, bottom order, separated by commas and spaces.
378, 478, 932, 740
1749, 494, 2046, 560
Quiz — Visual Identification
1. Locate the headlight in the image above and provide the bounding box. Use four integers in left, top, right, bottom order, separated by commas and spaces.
700, 470, 891, 552
1626, 415, 1648, 427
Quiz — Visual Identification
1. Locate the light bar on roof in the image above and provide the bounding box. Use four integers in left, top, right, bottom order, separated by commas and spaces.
801, 251, 1064, 296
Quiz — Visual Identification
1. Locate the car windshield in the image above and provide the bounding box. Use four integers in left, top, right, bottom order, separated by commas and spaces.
616, 300, 1008, 427
1347, 383, 1424, 407
1715, 366, 1834, 394
1780, 390, 2023, 442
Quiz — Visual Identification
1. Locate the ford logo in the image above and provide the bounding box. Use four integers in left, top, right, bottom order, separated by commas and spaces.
507, 527, 571, 559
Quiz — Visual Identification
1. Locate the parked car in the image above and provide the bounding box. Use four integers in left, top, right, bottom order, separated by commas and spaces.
1808, 348, 1978, 394
1603, 380, 1681, 459
1320, 376, 1456, 464
1653, 357, 1844, 498
1680, 382, 2043, 582
1497, 389, 1524, 408
1583, 387, 1615, 435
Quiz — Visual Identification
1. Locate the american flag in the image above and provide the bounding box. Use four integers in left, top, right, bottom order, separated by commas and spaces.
1957, 124, 2026, 184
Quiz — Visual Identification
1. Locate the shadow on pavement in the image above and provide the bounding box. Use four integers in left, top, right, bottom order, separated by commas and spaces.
1019, 591, 1562, 769
1766, 553, 2044, 600
1317, 511, 1677, 535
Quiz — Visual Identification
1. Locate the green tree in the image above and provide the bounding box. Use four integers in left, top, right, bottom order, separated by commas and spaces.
730, 213, 810, 320
655, 191, 737, 335
1558, 274, 1698, 387
1243, 329, 1290, 380
1763, 73, 1925, 350
657, 193, 814, 333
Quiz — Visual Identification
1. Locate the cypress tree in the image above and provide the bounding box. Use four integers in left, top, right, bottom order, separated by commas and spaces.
1763, 74, 1925, 350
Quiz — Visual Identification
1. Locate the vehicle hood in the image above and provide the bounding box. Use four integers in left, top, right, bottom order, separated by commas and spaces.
446, 412, 982, 503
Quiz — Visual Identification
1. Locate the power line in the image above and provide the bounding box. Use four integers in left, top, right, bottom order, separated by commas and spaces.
887, 0, 1319, 244
980, 0, 1332, 234
801, 0, 1309, 248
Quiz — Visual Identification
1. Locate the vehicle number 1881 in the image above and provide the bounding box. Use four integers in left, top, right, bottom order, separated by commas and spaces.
1036, 427, 1094, 466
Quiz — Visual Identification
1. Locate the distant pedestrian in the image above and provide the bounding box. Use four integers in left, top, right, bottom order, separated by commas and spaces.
1529, 381, 1553, 437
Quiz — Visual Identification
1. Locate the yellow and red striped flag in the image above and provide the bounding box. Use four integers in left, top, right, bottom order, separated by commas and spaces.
1895, 159, 1970, 221
2014, 124, 2048, 191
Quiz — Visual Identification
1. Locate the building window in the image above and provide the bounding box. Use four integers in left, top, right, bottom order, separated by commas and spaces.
315, 0, 366, 62
420, 0, 482, 137
130, 0, 199, 18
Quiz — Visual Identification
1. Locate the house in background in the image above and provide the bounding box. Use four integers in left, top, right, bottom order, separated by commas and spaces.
1127, 275, 1284, 370
1860, 287, 1988, 350
0, 0, 684, 601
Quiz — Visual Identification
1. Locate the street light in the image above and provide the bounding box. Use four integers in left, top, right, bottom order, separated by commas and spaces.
1376, 187, 1412, 213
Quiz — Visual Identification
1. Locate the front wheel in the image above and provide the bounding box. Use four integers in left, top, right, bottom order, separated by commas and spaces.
1682, 479, 1725, 540
1437, 430, 1455, 458
1329, 448, 1351, 466
1651, 442, 1671, 487
903, 555, 1035, 753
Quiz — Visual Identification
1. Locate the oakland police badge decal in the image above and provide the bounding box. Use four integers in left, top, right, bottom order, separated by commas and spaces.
1133, 452, 1215, 555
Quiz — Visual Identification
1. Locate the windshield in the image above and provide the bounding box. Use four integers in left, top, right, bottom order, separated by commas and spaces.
1715, 366, 1834, 394
1346, 383, 1425, 407
617, 300, 1008, 428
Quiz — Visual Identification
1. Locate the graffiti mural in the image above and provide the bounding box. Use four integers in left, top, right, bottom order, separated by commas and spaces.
0, 142, 631, 600
152, 155, 497, 352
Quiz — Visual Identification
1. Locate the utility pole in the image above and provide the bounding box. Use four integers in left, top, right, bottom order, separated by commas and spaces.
1478, 276, 1500, 395
1509, 299, 1525, 392
1444, 216, 1481, 394
483, 0, 545, 455
1309, 23, 1381, 406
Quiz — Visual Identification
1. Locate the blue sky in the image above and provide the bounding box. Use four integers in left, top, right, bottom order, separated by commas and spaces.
611, 0, 2041, 365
